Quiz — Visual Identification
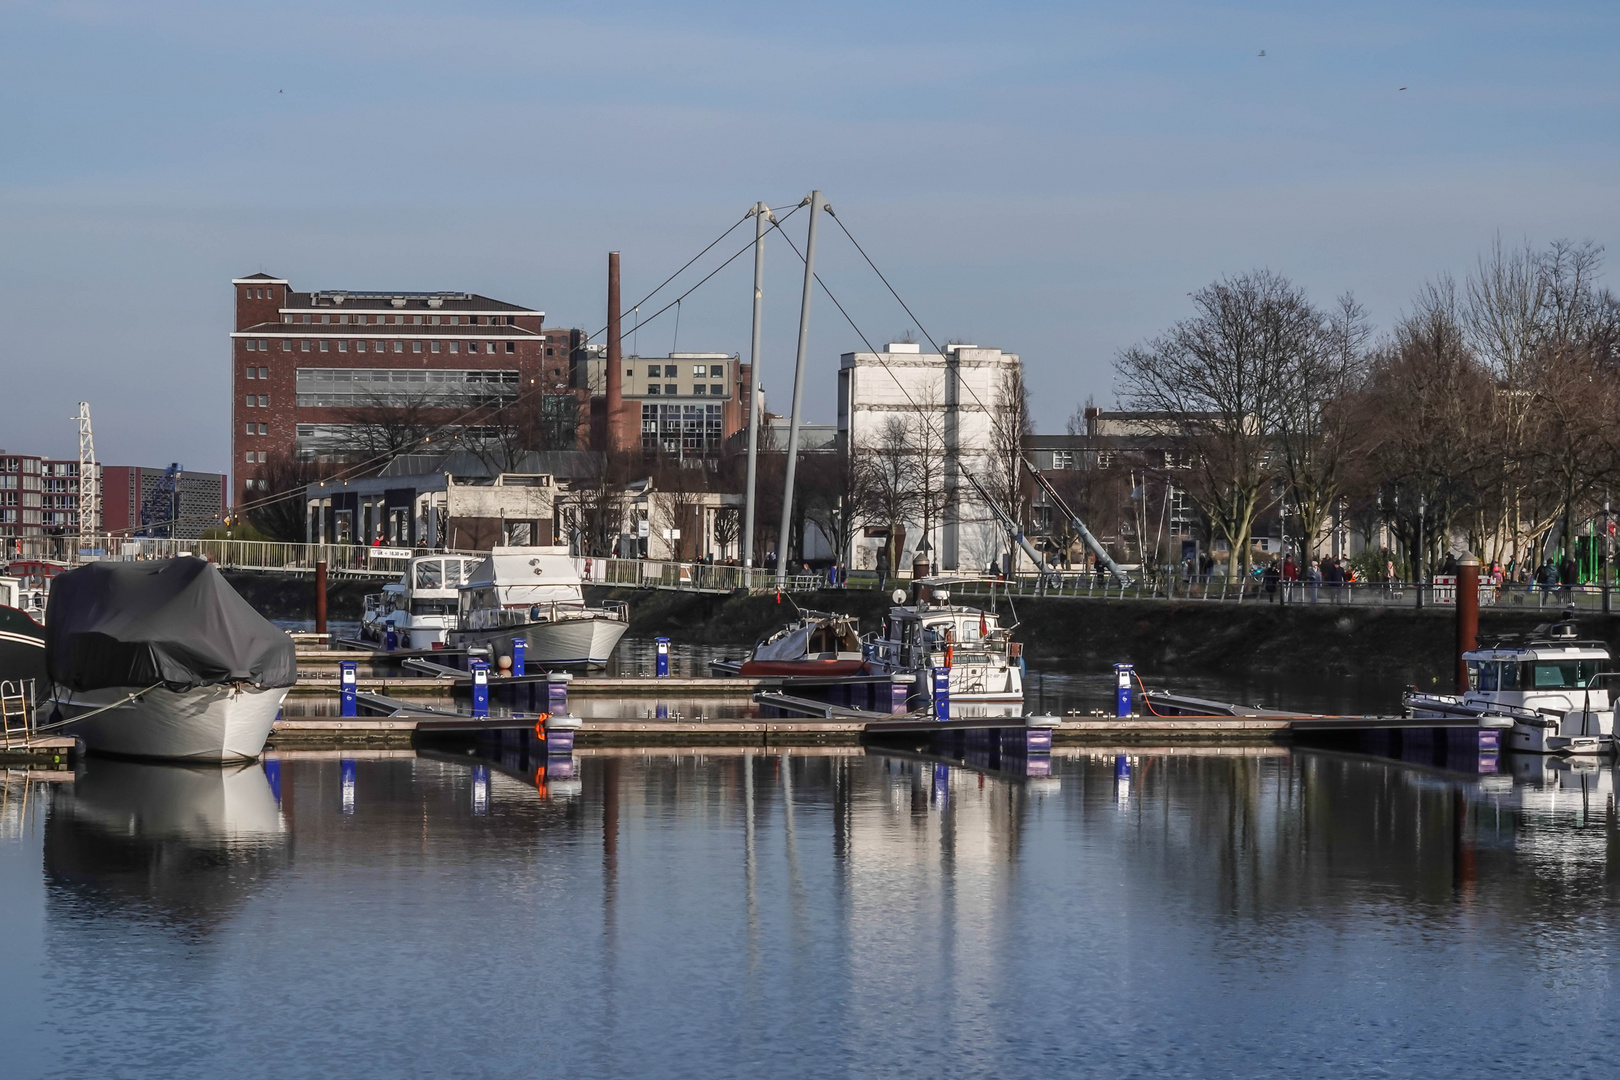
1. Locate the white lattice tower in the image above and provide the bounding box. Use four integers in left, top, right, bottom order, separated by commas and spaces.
75, 402, 99, 549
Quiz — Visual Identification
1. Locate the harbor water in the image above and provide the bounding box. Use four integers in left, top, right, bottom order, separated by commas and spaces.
4, 747, 1620, 1078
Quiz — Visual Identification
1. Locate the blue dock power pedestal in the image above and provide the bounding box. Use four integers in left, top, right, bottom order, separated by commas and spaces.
470, 660, 490, 718
511, 637, 526, 678
384, 625, 397, 652
1113, 663, 1134, 718
655, 636, 671, 678
932, 666, 951, 721
339, 660, 358, 718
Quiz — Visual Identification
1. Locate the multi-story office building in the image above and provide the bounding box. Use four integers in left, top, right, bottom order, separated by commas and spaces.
0, 453, 44, 556
837, 342, 1023, 572
101, 466, 227, 540
229, 274, 584, 505
574, 348, 752, 459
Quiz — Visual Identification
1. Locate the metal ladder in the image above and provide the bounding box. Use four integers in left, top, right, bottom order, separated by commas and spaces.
1, 679, 36, 748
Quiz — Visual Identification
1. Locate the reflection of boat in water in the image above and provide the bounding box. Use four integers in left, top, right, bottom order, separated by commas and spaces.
865, 583, 1024, 716
711, 610, 867, 677
448, 547, 628, 667
1405, 614, 1613, 755
44, 559, 297, 761
45, 758, 287, 919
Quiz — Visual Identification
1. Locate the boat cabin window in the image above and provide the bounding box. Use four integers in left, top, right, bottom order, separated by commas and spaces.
412, 599, 454, 616
1471, 661, 1498, 691
1499, 662, 1519, 690
1526, 659, 1609, 689
415, 560, 444, 589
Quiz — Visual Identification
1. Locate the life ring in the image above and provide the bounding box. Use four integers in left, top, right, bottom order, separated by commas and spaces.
533, 713, 551, 739
945, 643, 954, 668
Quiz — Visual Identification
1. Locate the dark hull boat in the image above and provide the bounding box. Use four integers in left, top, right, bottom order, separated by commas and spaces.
0, 605, 47, 690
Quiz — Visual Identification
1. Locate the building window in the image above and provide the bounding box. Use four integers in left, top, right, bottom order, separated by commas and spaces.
245, 395, 255, 407
246, 368, 257, 380
376, 341, 385, 352
694, 385, 707, 396
431, 340, 440, 353
710, 365, 724, 376
665, 384, 677, 395
693, 365, 706, 376
319, 340, 329, 352
301, 340, 311, 352
1053, 450, 1074, 469
646, 365, 660, 377
449, 342, 458, 353
337, 340, 347, 352
258, 339, 268, 350
546, 347, 553, 356
505, 341, 515, 353
412, 341, 422, 353
354, 341, 364, 353
245, 423, 256, 434
245, 339, 256, 352
259, 423, 268, 435
466, 341, 476, 353
647, 385, 660, 395
258, 394, 268, 407
393, 341, 403, 353
711, 384, 723, 396
245, 451, 255, 463
282, 340, 291, 351
259, 366, 268, 379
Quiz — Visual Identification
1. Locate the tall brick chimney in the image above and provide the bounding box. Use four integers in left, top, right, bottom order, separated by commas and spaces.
606, 251, 625, 453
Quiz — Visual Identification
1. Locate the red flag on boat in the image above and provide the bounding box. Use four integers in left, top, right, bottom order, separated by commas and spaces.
979, 611, 989, 637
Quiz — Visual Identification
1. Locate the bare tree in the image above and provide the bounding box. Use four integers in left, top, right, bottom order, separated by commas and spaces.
1116, 270, 1312, 575
1274, 293, 1371, 561
855, 417, 919, 573
985, 362, 1034, 569
247, 450, 340, 542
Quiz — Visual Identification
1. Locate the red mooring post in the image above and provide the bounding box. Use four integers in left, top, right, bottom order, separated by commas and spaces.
315, 560, 328, 638
1456, 554, 1479, 692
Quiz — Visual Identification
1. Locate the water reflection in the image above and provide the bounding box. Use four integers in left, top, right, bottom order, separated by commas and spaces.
44, 759, 287, 925
11, 747, 1620, 1076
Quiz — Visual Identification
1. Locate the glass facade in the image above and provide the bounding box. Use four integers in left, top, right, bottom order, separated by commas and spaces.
641, 403, 724, 456
295, 368, 519, 407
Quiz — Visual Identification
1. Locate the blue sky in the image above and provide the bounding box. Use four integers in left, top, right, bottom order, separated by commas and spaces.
2, 0, 1617, 472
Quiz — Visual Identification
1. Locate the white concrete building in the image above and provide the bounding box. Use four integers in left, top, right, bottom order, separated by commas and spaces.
837, 342, 1022, 573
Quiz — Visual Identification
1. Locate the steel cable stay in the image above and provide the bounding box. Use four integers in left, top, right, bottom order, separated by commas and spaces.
822, 207, 1129, 584
764, 211, 1052, 579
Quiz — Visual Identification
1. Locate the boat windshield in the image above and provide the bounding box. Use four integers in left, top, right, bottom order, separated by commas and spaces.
415, 560, 444, 589
1527, 659, 1609, 689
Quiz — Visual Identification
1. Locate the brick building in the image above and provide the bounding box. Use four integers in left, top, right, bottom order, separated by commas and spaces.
575, 347, 753, 459
230, 274, 584, 505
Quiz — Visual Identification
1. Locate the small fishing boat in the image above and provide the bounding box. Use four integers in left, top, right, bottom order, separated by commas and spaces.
44, 558, 297, 761
448, 546, 628, 667
865, 581, 1024, 717
361, 553, 485, 648
1405, 614, 1613, 755
711, 610, 867, 677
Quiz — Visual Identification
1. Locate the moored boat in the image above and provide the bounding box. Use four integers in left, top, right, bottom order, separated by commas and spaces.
0, 575, 46, 690
448, 546, 628, 667
361, 553, 484, 648
865, 581, 1024, 717
712, 610, 868, 677
1405, 614, 1613, 755
44, 558, 296, 761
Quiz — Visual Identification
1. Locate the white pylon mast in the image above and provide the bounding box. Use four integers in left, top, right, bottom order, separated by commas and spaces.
75, 401, 100, 551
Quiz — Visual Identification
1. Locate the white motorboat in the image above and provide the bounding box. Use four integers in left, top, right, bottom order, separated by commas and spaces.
361, 553, 485, 649
1405, 615, 1613, 755
449, 546, 628, 667
865, 581, 1024, 717
44, 558, 297, 762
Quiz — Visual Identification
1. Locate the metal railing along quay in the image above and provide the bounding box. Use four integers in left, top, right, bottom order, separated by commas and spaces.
945, 572, 1620, 613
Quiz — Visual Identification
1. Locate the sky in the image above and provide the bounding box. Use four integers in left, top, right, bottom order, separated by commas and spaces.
2, 0, 1618, 476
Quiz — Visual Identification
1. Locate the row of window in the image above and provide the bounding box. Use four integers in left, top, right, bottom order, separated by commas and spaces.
246, 339, 517, 355
0, 492, 41, 507
644, 384, 727, 397
279, 312, 511, 327
292, 368, 519, 408
1, 457, 41, 474
635, 364, 725, 378
246, 423, 269, 435
245, 395, 270, 407
245, 451, 267, 463
640, 403, 725, 454
245, 366, 269, 379
0, 474, 40, 490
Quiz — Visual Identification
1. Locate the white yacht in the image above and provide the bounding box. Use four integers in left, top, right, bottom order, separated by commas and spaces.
1406, 616, 1613, 755
865, 582, 1024, 717
448, 546, 629, 667
361, 554, 485, 649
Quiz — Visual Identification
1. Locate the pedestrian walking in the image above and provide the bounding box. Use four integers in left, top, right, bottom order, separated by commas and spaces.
1306, 559, 1322, 603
